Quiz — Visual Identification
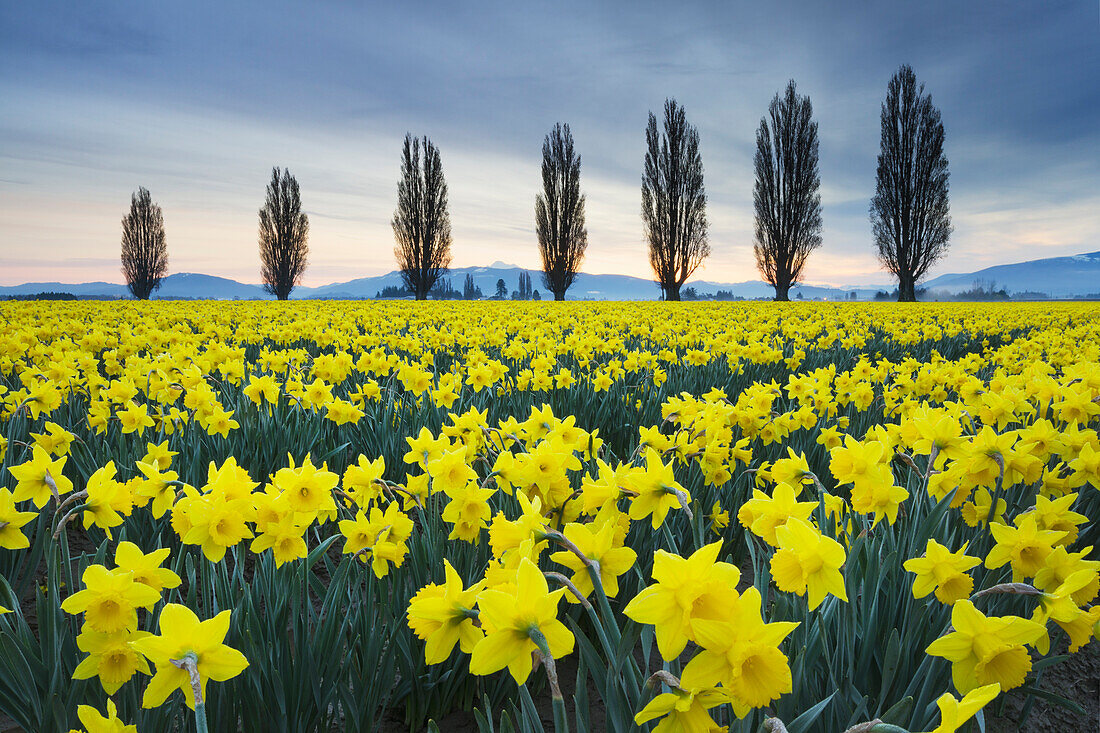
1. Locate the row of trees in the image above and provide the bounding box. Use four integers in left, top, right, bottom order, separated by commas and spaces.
374, 274, 542, 301
119, 64, 950, 303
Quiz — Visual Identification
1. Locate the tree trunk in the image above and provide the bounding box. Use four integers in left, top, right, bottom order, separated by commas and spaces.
554, 292, 565, 302
665, 286, 681, 302
774, 283, 790, 301
897, 276, 916, 302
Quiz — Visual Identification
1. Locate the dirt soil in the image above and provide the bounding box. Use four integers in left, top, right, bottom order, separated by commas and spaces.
988, 636, 1100, 733
379, 652, 607, 733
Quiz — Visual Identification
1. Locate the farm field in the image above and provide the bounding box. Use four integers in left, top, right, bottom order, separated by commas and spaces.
1, 300, 1098, 733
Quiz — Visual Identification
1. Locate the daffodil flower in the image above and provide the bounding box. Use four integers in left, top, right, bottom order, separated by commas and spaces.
130, 604, 249, 710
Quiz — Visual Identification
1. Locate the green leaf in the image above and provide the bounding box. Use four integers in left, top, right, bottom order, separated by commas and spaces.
1031, 654, 1069, 672
1016, 685, 1087, 716
786, 691, 836, 733
875, 628, 901, 710
879, 696, 914, 727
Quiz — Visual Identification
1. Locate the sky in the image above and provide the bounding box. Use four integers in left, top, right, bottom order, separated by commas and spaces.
1, 1, 1098, 288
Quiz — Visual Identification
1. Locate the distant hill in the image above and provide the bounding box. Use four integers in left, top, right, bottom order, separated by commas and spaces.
300, 263, 875, 301
0, 273, 271, 300
923, 251, 1100, 297
0, 265, 911, 302
153, 273, 272, 299
3, 250, 1097, 300
308, 265, 670, 301
0, 280, 132, 298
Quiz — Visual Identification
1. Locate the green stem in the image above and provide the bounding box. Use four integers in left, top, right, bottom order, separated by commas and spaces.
172, 651, 208, 733
551, 696, 569, 733
528, 626, 569, 733
193, 701, 210, 733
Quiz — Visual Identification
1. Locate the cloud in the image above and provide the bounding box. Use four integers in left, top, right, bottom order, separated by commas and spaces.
1, 0, 1097, 287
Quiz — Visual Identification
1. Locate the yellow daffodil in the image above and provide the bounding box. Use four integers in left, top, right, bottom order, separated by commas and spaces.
249, 512, 309, 568
426, 446, 477, 495
633, 686, 729, 733
30, 421, 74, 457
72, 699, 137, 733
272, 454, 339, 522
60, 565, 160, 634
1033, 545, 1100, 604
903, 539, 981, 604
469, 558, 575, 684
441, 479, 495, 544
627, 448, 691, 529
624, 541, 740, 660
341, 454, 386, 507
407, 559, 485, 663
82, 462, 129, 537
117, 401, 154, 435
738, 482, 816, 546
1031, 569, 1099, 653
73, 627, 152, 694
8, 445, 74, 508
404, 426, 450, 468
1028, 492, 1088, 546
114, 541, 181, 594
984, 514, 1066, 582
770, 447, 815, 491
960, 488, 1006, 528
706, 501, 729, 536
925, 683, 1000, 733
925, 600, 1045, 693
180, 492, 254, 562
130, 604, 249, 709
682, 586, 799, 711
133, 460, 181, 519
772, 518, 848, 610
243, 373, 280, 406
549, 520, 637, 601
338, 501, 414, 577
0, 487, 36, 550
488, 492, 550, 557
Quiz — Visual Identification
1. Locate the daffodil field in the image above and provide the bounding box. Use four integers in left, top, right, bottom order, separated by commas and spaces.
1, 300, 1099, 733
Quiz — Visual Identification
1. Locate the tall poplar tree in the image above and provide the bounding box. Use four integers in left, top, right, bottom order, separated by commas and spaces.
641, 99, 708, 301
120, 187, 168, 300
870, 65, 952, 302
536, 123, 587, 301
753, 81, 823, 301
258, 167, 309, 301
393, 134, 453, 300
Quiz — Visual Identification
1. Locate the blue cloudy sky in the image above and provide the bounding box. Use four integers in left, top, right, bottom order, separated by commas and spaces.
1, 1, 1098, 287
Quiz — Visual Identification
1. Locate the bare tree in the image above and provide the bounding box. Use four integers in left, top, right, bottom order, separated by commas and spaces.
120, 187, 168, 300
536, 123, 587, 301
393, 134, 452, 300
642, 99, 708, 301
753, 80, 822, 301
258, 167, 309, 300
870, 65, 952, 302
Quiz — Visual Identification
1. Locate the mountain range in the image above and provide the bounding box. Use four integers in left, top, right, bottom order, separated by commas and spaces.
922, 251, 1100, 297
2, 251, 1098, 300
